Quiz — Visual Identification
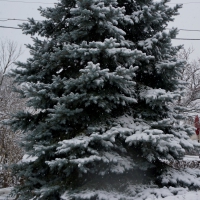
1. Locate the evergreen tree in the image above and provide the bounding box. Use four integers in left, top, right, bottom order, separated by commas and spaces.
10, 0, 200, 199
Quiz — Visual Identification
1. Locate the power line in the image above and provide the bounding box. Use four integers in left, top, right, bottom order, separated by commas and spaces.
0, 25, 21, 29
179, 29, 200, 32
0, 0, 54, 4
0, 18, 41, 22
1, 25, 200, 40
0, 0, 198, 5
167, 28, 200, 32
1, 19, 200, 33
167, 2, 200, 4
1, 19, 200, 32
173, 38, 200, 40
0, 18, 29, 22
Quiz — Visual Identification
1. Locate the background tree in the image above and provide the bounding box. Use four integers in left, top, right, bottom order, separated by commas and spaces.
177, 48, 200, 117
0, 40, 23, 188
10, 0, 200, 199
0, 40, 22, 86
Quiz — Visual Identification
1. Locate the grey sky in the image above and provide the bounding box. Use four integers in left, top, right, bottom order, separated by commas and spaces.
0, 0, 200, 62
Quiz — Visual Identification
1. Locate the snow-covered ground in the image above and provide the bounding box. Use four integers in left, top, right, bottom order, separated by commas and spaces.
0, 187, 13, 200
1, 156, 200, 200
155, 191, 200, 200
184, 155, 200, 161
0, 187, 200, 200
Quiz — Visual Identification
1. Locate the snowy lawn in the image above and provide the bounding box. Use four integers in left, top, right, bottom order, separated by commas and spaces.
1, 187, 200, 200
155, 191, 200, 200
1, 156, 200, 200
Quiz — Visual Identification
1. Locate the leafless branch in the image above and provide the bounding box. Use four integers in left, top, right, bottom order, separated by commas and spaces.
0, 40, 24, 187
0, 40, 23, 87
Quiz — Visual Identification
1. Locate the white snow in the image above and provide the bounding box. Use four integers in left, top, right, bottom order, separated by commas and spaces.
61, 189, 200, 200
22, 154, 38, 163
0, 187, 13, 200
1, 186, 200, 200
184, 155, 200, 161
155, 191, 200, 200
2, 155, 200, 199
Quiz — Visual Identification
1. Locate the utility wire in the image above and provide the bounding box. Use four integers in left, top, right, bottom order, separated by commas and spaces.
1, 25, 200, 40
173, 38, 200, 40
0, 18, 29, 22
1, 21, 200, 40
1, 19, 200, 32
0, 18, 41, 22
0, 25, 21, 29
1, 19, 200, 33
0, 0, 199, 5
167, 2, 200, 4
178, 29, 200, 32
166, 28, 200, 32
0, 0, 54, 4
2, 22, 197, 32
0, 0, 198, 5
1, 25, 200, 38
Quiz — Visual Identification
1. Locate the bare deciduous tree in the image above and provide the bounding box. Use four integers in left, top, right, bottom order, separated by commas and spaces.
0, 40, 24, 188
0, 40, 22, 86
177, 48, 200, 115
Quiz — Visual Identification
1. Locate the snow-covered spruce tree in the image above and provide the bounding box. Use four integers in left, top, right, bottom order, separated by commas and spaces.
10, 0, 200, 199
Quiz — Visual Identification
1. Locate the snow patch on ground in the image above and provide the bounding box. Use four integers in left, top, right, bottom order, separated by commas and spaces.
1, 156, 200, 200
155, 191, 200, 200
1, 187, 200, 200
0, 187, 13, 200
184, 155, 200, 161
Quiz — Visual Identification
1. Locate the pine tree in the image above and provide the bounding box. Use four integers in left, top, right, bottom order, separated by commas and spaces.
10, 0, 200, 199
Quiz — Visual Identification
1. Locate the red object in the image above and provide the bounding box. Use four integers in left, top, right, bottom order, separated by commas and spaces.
195, 115, 200, 135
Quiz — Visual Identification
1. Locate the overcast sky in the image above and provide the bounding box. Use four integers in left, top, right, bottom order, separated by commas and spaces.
0, 0, 200, 62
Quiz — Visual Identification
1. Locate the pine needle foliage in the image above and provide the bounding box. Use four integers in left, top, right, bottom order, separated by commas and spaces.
10, 0, 200, 199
